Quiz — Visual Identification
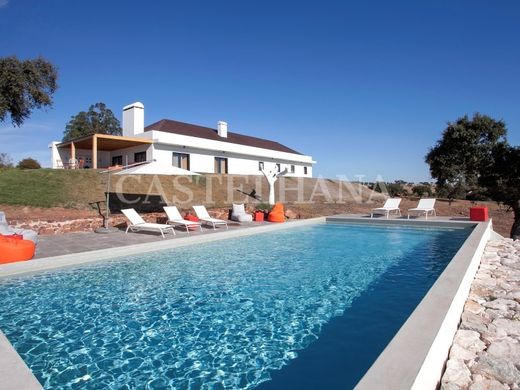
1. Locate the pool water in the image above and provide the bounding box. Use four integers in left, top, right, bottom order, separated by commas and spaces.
0, 223, 471, 389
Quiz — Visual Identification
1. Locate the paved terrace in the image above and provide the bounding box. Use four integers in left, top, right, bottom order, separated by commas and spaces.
35, 221, 267, 259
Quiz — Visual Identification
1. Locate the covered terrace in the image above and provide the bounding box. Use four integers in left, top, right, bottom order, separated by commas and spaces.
55, 134, 153, 169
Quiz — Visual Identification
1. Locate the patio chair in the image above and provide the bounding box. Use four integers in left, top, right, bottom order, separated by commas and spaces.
370, 198, 402, 219
193, 205, 228, 230
121, 208, 175, 238
407, 198, 437, 220
230, 203, 253, 222
163, 206, 203, 233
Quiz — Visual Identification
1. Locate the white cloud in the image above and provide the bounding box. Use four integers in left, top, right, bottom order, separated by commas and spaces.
0, 0, 8, 8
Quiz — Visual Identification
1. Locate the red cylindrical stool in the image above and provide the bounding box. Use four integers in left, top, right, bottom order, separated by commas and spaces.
469, 206, 489, 222
254, 211, 264, 222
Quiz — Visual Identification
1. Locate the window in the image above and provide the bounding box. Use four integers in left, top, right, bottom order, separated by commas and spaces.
259, 162, 264, 171
134, 151, 146, 163
214, 157, 228, 174
172, 153, 190, 170
276, 163, 281, 172
112, 155, 123, 166
304, 167, 308, 175
290, 165, 295, 173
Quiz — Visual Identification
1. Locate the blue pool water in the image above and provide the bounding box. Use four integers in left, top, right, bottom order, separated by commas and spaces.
0, 223, 471, 389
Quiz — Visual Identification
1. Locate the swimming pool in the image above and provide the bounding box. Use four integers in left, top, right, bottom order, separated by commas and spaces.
0, 223, 471, 389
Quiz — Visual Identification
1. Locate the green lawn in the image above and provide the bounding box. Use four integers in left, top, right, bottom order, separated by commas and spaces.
0, 169, 103, 208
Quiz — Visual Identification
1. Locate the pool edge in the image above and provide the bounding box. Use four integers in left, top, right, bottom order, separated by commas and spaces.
0, 331, 42, 389
353, 219, 492, 390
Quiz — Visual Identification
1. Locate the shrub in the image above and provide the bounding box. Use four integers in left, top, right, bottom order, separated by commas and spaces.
17, 158, 41, 169
255, 202, 271, 211
412, 184, 434, 197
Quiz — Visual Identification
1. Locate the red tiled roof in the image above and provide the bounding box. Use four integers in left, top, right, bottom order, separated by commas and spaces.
145, 119, 302, 155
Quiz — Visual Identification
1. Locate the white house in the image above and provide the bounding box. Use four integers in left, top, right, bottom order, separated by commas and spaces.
49, 102, 315, 177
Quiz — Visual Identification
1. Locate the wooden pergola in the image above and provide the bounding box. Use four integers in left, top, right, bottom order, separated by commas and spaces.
56, 134, 153, 169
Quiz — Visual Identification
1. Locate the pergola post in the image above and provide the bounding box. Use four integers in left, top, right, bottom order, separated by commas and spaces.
92, 135, 98, 169
70, 142, 76, 169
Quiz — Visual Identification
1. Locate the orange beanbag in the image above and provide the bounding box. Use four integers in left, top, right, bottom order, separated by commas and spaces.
268, 203, 286, 223
0, 236, 35, 264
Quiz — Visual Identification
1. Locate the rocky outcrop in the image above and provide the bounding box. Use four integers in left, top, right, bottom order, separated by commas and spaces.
441, 238, 520, 389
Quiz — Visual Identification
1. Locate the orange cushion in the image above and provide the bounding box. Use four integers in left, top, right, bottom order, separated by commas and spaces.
268, 203, 285, 223
0, 237, 35, 263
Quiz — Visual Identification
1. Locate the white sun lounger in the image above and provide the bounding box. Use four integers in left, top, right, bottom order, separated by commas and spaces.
164, 206, 203, 233
121, 208, 175, 238
193, 205, 228, 230
407, 198, 437, 220
370, 198, 402, 219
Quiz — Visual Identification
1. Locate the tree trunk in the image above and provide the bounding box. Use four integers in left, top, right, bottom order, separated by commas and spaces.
510, 201, 520, 240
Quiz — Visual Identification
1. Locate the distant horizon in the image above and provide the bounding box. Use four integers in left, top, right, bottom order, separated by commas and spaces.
1, 0, 519, 182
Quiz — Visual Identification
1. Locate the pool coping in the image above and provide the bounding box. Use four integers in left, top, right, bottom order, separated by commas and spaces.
346, 218, 492, 390
0, 331, 42, 389
0, 217, 326, 278
0, 215, 490, 389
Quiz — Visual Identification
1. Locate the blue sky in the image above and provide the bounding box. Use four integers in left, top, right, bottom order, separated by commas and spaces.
1, 0, 519, 181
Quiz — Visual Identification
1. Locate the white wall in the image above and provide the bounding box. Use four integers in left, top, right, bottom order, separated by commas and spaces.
108, 145, 152, 166
49, 142, 60, 168
152, 144, 313, 177
227, 157, 259, 175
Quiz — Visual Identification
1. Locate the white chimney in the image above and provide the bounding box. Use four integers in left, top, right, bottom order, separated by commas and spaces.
122, 102, 144, 137
217, 121, 228, 138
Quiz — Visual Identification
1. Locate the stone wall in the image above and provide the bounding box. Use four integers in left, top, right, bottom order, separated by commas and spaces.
441, 238, 520, 389
8, 207, 259, 235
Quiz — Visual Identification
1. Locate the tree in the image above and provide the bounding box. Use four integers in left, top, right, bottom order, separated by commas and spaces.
63, 102, 122, 141
0, 153, 13, 168
425, 113, 507, 197
17, 157, 41, 169
412, 184, 433, 197
426, 113, 520, 238
373, 181, 407, 197
480, 144, 520, 238
435, 180, 467, 205
0, 56, 58, 127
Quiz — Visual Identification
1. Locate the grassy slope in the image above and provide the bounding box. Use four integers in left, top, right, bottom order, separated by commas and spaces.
0, 169, 381, 208
0, 169, 103, 208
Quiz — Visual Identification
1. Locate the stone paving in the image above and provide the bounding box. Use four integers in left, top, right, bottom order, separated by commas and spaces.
35, 221, 266, 258
441, 238, 520, 390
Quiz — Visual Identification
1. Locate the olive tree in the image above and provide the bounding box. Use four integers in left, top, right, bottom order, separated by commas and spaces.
0, 56, 58, 126
426, 113, 520, 238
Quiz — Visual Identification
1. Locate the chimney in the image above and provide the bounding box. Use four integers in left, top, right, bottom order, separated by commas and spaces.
217, 121, 228, 138
122, 102, 144, 137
